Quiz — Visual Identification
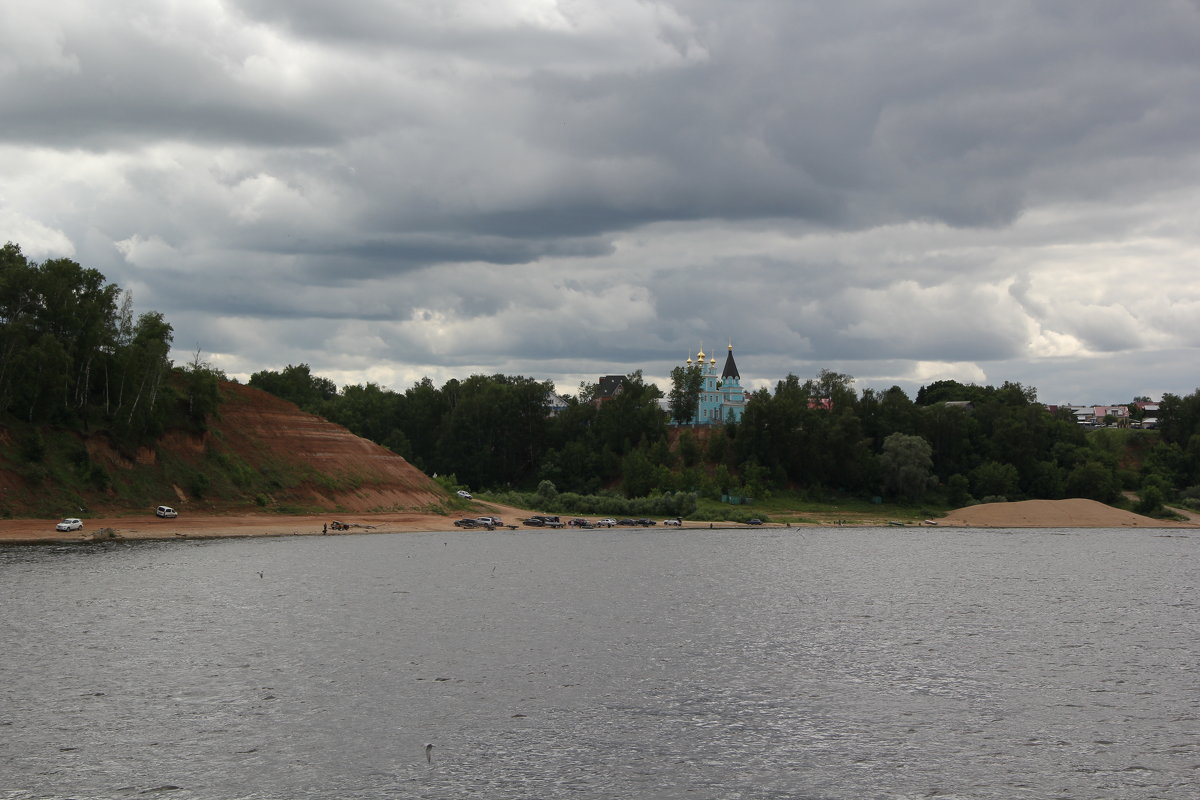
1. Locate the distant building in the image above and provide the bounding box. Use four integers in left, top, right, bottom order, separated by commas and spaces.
1048, 400, 1158, 428
1133, 401, 1160, 428
592, 375, 627, 407
681, 344, 747, 425
545, 391, 569, 416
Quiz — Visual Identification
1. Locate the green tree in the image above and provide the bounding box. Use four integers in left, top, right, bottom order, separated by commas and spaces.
119, 312, 174, 433
248, 363, 337, 412
1064, 461, 1120, 503
970, 460, 1020, 500
180, 347, 224, 430
678, 430, 701, 467
945, 473, 972, 506
621, 447, 657, 497
327, 382, 411, 456
668, 363, 703, 423
1135, 474, 1169, 516
433, 374, 553, 487
878, 433, 935, 502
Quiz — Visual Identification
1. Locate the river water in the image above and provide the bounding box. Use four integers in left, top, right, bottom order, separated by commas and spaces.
1, 527, 1197, 799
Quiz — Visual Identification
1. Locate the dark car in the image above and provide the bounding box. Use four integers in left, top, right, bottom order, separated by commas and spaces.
746, 518, 763, 525
635, 518, 656, 526
523, 517, 545, 527
615, 518, 638, 527
454, 518, 481, 528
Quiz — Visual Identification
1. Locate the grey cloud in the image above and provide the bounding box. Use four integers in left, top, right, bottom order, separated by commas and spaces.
6, 1, 1200, 403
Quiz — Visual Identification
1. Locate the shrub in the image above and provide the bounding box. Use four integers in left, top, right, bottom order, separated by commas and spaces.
1134, 485, 1165, 516
16, 429, 46, 463
190, 472, 211, 499
87, 464, 110, 491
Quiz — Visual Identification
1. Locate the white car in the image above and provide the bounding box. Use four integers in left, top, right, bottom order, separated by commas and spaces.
664, 518, 682, 526
456, 490, 472, 499
596, 518, 616, 527
156, 506, 178, 518
56, 518, 83, 532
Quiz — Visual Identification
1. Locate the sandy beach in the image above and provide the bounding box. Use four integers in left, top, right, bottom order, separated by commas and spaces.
0, 507, 518, 545
2, 498, 1195, 545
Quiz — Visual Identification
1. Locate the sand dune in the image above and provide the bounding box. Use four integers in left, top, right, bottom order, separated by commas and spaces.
936, 498, 1196, 528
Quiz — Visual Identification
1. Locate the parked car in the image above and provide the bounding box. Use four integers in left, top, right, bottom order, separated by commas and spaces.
456, 490, 472, 499
746, 518, 763, 525
596, 518, 616, 527
635, 518, 657, 526
524, 515, 564, 528
567, 518, 594, 528
615, 518, 638, 527
475, 516, 504, 527
56, 518, 83, 532
454, 518, 481, 528
664, 518, 682, 526
156, 506, 178, 518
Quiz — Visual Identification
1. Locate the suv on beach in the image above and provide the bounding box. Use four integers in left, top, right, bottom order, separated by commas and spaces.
56, 518, 83, 532
156, 506, 178, 518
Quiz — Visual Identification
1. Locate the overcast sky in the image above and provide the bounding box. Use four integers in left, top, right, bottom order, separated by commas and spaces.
4, 1, 1199, 404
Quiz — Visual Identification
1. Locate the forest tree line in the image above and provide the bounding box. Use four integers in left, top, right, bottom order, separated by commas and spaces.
7, 240, 1200, 512
249, 362, 1200, 512
0, 243, 221, 447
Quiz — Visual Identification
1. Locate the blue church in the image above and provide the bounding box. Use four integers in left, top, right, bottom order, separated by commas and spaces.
685, 344, 747, 425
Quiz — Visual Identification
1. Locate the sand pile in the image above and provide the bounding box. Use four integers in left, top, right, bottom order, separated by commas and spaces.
938, 498, 1195, 528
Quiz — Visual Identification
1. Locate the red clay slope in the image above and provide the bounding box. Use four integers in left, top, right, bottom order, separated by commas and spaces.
197, 382, 445, 512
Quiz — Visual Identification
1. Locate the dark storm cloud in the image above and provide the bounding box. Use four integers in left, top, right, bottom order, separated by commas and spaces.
4, 0, 1200, 402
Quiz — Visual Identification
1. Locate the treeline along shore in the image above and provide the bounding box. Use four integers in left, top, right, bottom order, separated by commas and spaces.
5, 241, 1200, 526
250, 363, 1200, 523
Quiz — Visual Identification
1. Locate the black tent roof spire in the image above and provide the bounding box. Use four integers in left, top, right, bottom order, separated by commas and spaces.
721, 342, 740, 380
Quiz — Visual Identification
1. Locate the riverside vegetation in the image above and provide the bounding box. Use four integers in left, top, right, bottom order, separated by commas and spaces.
5, 241, 1200, 522
251, 361, 1200, 524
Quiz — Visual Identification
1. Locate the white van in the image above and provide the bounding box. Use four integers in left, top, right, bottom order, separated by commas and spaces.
156, 506, 178, 518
